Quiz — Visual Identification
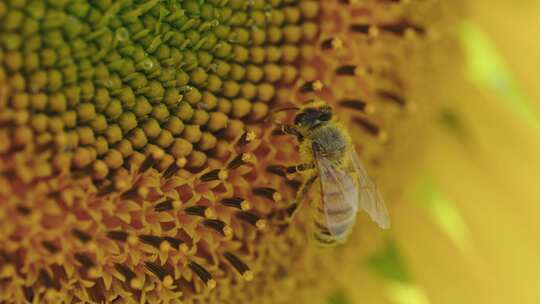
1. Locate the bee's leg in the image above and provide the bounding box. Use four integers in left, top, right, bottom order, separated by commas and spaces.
287, 173, 318, 220
271, 124, 304, 142
285, 163, 315, 175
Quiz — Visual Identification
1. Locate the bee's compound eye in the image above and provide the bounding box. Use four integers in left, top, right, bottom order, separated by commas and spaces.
294, 113, 305, 126
318, 106, 333, 121
318, 112, 332, 121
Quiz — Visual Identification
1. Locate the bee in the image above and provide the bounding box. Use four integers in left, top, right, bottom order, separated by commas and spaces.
272, 99, 390, 245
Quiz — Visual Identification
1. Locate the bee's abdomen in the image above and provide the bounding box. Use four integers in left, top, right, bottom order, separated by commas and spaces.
312, 199, 356, 244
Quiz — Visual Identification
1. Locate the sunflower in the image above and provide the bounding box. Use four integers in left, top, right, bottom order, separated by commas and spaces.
3, 0, 534, 303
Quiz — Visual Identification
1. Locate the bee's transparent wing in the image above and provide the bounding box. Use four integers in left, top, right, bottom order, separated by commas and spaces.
315, 152, 359, 240
350, 149, 391, 229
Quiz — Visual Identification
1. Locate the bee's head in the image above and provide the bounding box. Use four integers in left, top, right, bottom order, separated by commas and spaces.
294, 103, 333, 130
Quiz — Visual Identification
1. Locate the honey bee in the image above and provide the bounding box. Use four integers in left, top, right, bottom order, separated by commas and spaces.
273, 100, 390, 245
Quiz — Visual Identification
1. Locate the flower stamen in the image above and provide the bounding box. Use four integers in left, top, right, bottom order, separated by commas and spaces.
121, 186, 149, 200
235, 211, 266, 230
266, 165, 287, 178
221, 197, 251, 211
41, 241, 59, 254
154, 198, 182, 212
301, 80, 324, 93
106, 230, 129, 242
352, 117, 388, 142
144, 261, 174, 287
227, 153, 253, 170
114, 263, 143, 290
163, 157, 187, 179
339, 99, 376, 114
237, 130, 256, 146
139, 147, 165, 173
200, 169, 228, 182
203, 219, 232, 237
188, 261, 216, 289
321, 37, 343, 50
162, 237, 189, 253
253, 187, 282, 203
377, 90, 407, 107
72, 229, 92, 243
223, 252, 253, 282
184, 206, 215, 219
336, 65, 368, 77
139, 235, 170, 252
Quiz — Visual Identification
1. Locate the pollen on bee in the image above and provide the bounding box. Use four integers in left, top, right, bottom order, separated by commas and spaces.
188, 261, 216, 289
227, 153, 253, 170
235, 211, 266, 230
237, 130, 256, 146
221, 197, 251, 210
223, 252, 253, 282
253, 187, 282, 203
200, 169, 228, 182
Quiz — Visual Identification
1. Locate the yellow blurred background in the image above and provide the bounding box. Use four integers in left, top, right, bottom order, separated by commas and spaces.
335, 2, 540, 304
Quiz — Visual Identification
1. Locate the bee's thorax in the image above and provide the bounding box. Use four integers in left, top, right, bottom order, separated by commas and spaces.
310, 125, 348, 161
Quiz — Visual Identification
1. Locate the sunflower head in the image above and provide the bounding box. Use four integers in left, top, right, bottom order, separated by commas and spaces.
0, 0, 448, 302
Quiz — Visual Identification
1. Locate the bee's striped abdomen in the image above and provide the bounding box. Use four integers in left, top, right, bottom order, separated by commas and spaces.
312, 175, 358, 244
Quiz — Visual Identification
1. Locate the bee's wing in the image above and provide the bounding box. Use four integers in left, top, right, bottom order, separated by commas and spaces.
349, 148, 391, 229
315, 152, 359, 240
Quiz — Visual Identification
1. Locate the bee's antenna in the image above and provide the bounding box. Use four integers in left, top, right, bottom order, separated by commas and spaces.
264, 106, 300, 124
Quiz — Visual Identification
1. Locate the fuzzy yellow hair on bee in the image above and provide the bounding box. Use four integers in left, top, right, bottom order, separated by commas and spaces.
272, 99, 390, 245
